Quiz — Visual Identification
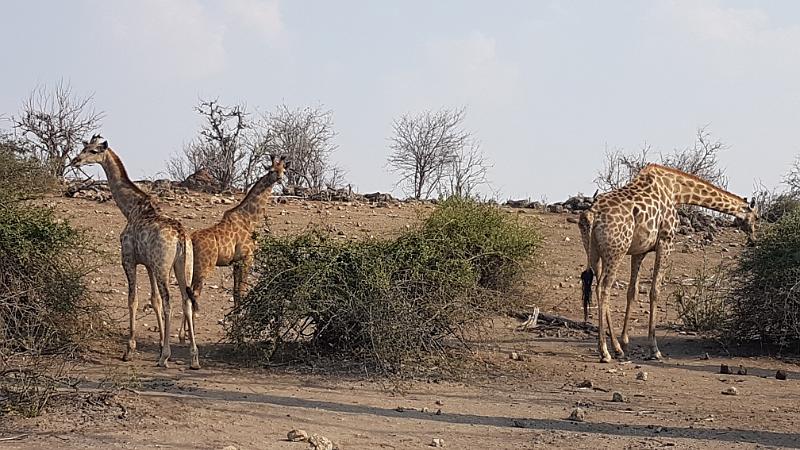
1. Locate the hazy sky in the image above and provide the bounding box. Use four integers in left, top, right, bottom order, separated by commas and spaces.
2, 0, 799, 200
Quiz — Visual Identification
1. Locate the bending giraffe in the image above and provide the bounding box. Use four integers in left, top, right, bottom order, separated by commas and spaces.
180, 155, 289, 339
579, 164, 757, 362
70, 135, 199, 369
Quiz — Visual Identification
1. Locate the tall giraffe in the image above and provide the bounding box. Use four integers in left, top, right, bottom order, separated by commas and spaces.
579, 164, 757, 363
70, 135, 199, 369
180, 155, 289, 337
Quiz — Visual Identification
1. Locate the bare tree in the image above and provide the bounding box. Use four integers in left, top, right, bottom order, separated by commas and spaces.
168, 99, 250, 190
12, 81, 103, 178
784, 157, 800, 193
595, 144, 652, 191
444, 142, 490, 198
258, 104, 339, 190
595, 126, 728, 191
387, 107, 471, 200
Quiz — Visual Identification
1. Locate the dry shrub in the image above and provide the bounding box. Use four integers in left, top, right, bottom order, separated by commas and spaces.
673, 260, 733, 334
226, 197, 540, 376
0, 151, 97, 417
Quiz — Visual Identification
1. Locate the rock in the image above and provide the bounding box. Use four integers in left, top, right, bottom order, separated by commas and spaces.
566, 217, 579, 224
568, 408, 586, 422
222, 446, 238, 450
722, 386, 738, 396
611, 391, 625, 402
737, 365, 747, 376
309, 434, 334, 450
576, 379, 593, 388
564, 237, 571, 242
720, 364, 730, 374
548, 204, 564, 214
430, 438, 444, 447
636, 371, 648, 381
509, 351, 524, 361
287, 429, 309, 442
776, 370, 788, 380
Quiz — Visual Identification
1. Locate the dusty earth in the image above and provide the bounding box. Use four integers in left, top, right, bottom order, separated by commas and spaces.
2, 190, 799, 449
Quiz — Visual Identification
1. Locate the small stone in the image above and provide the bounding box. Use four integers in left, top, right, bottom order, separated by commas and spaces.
568, 408, 586, 422
722, 386, 738, 396
737, 365, 747, 376
309, 434, 333, 450
287, 429, 309, 442
720, 364, 730, 374
776, 370, 788, 380
422, 407, 430, 413
222, 446, 238, 450
435, 400, 443, 406
509, 351, 524, 361
576, 379, 593, 388
611, 391, 626, 402
430, 438, 444, 447
435, 408, 442, 415
636, 371, 648, 381
564, 237, 571, 242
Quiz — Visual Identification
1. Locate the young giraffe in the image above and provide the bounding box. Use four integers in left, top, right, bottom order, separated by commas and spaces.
70, 135, 200, 369
179, 155, 289, 338
579, 164, 757, 362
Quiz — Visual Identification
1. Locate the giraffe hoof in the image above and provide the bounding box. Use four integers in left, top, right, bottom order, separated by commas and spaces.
646, 351, 663, 361
122, 351, 134, 362
190, 363, 201, 370
614, 350, 626, 360
156, 360, 170, 369
599, 355, 613, 363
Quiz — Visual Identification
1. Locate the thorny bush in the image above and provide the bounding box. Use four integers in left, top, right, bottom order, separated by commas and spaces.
226, 197, 540, 376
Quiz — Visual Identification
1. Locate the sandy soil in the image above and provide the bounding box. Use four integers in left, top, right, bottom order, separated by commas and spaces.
2, 192, 799, 449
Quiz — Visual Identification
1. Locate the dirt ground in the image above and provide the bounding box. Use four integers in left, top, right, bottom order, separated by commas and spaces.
3, 191, 799, 449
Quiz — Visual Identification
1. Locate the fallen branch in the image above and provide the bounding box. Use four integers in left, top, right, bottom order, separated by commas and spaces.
512, 310, 598, 332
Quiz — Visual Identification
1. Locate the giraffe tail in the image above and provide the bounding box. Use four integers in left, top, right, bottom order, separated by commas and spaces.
578, 210, 595, 322
178, 233, 199, 312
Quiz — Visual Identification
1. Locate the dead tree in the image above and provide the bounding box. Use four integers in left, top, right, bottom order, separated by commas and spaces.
258, 104, 339, 191
595, 126, 727, 191
445, 142, 490, 198
387, 107, 471, 200
168, 99, 249, 190
12, 81, 103, 178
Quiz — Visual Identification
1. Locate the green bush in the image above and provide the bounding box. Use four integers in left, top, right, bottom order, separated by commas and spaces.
227, 197, 540, 375
0, 150, 95, 417
730, 208, 800, 347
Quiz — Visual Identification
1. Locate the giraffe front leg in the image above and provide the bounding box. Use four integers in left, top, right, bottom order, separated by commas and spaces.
621, 254, 646, 354
597, 259, 620, 363
232, 254, 253, 308
122, 260, 138, 362
647, 240, 672, 360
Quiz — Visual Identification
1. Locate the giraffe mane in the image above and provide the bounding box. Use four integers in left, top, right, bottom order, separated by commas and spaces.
640, 163, 746, 203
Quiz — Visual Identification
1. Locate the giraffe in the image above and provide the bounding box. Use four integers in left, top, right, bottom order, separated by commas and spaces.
70, 135, 200, 369
578, 164, 757, 363
179, 155, 289, 339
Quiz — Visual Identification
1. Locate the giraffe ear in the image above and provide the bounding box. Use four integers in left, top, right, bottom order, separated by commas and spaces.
749, 197, 756, 208
99, 140, 108, 150
269, 154, 276, 164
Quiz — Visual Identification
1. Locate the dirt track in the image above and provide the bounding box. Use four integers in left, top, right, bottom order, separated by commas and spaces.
3, 193, 799, 449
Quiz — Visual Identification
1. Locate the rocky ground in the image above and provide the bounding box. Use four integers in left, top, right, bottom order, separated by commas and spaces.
2, 190, 799, 449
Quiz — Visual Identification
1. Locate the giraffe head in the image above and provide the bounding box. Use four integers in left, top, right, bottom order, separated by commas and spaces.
739, 197, 758, 240
259, 154, 290, 187
70, 134, 109, 167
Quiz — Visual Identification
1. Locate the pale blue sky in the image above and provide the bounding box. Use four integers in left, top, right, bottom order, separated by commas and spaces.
2, 0, 799, 200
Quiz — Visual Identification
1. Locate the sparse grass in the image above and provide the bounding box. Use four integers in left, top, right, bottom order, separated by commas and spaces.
226, 196, 540, 376
673, 259, 733, 334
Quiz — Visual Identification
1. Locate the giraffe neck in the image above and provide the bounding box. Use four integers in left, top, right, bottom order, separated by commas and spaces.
227, 171, 280, 229
644, 164, 748, 219
99, 149, 156, 220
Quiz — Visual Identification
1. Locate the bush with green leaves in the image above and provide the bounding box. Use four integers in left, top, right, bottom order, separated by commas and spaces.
0, 150, 95, 417
226, 196, 540, 375
729, 208, 800, 347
